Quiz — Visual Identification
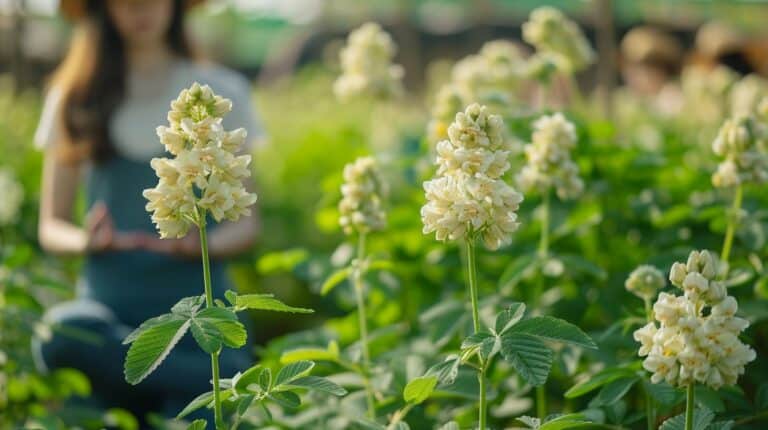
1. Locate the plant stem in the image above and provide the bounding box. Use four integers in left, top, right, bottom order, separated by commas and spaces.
465, 237, 486, 429
199, 218, 224, 429
645, 387, 655, 430
536, 192, 550, 419
538, 191, 550, 260
685, 384, 695, 430
536, 384, 547, 420
353, 233, 376, 419
720, 184, 743, 277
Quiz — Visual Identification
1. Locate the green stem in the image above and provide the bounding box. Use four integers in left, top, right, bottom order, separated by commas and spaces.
566, 74, 587, 113
643, 298, 653, 322
465, 237, 486, 429
685, 384, 695, 430
645, 387, 655, 430
199, 217, 224, 429
538, 192, 550, 260
354, 233, 376, 420
535, 192, 550, 419
720, 184, 743, 277
536, 384, 547, 420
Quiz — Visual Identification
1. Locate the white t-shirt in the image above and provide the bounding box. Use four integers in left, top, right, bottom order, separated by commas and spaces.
34, 59, 264, 161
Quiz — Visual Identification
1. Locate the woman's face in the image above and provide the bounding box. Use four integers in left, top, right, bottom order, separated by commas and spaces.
106, 0, 175, 49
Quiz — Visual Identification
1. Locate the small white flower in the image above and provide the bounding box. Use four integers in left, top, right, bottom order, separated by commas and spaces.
625, 265, 665, 300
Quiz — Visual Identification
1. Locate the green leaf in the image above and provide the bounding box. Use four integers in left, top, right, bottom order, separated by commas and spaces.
426, 356, 461, 386
320, 267, 352, 295
176, 391, 213, 419
659, 408, 714, 430
124, 316, 190, 385
233, 293, 314, 314
495, 303, 526, 335
510, 316, 597, 349
234, 365, 263, 393
593, 377, 638, 406
501, 333, 553, 386
461, 332, 496, 361
256, 248, 309, 274
285, 376, 347, 396
438, 423, 460, 430
565, 367, 639, 398
707, 421, 734, 430
643, 380, 680, 406
367, 260, 395, 272
171, 295, 205, 316
280, 341, 340, 364
190, 307, 247, 353
186, 420, 207, 430
695, 386, 725, 413
235, 393, 255, 417
404, 375, 438, 404
539, 413, 592, 430
275, 361, 315, 387
123, 313, 178, 345
270, 390, 301, 408
258, 367, 272, 392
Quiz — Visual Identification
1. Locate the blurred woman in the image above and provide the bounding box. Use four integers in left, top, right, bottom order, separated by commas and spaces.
33, 0, 263, 422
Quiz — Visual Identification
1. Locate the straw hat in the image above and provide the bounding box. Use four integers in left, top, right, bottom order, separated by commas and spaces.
60, 0, 205, 21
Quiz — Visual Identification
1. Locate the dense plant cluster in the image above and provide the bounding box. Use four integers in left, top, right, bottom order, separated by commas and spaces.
1, 7, 768, 430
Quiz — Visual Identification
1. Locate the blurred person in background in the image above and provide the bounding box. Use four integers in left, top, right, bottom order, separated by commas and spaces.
32, 0, 263, 423
692, 21, 755, 76
618, 25, 684, 117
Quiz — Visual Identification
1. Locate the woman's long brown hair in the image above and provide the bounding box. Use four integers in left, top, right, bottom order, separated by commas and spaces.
50, 0, 191, 163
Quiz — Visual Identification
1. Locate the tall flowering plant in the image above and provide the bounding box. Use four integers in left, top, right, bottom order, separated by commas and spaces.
414, 104, 596, 429
123, 84, 346, 429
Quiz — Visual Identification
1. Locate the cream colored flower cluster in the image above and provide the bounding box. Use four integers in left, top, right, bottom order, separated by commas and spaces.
452, 40, 526, 104
334, 22, 404, 101
625, 265, 665, 301
338, 156, 387, 236
522, 6, 595, 74
144, 83, 257, 238
0, 168, 23, 226
711, 115, 768, 188
422, 104, 523, 250
634, 250, 756, 389
730, 74, 768, 118
517, 113, 584, 200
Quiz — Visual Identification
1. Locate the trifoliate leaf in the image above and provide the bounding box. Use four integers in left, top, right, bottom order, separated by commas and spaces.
426, 355, 461, 386
404, 375, 438, 404
509, 316, 597, 349
501, 333, 553, 386
124, 316, 190, 385
234, 365, 263, 393
171, 295, 205, 317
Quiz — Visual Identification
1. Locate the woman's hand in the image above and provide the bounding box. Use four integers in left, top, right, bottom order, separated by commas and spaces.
85, 202, 143, 253
139, 233, 201, 259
